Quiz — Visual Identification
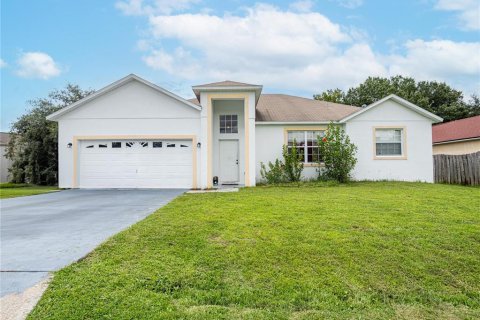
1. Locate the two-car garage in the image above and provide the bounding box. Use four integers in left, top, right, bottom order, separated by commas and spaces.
77, 138, 194, 189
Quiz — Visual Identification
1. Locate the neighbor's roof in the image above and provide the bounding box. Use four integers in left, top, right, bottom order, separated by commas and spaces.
0, 132, 11, 146
188, 94, 361, 122
432, 115, 480, 144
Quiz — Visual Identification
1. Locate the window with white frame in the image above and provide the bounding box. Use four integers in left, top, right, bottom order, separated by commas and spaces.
375, 128, 404, 156
220, 115, 238, 134
287, 130, 325, 163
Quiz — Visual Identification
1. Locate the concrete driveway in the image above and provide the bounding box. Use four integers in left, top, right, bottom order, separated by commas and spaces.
0, 189, 185, 297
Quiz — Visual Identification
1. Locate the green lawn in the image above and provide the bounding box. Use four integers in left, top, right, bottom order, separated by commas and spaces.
29, 182, 480, 319
0, 183, 58, 199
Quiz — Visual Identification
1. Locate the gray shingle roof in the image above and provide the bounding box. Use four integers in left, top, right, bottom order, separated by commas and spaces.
192, 80, 260, 88
188, 94, 360, 122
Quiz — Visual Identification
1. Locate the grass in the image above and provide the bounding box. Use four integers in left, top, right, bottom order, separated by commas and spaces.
0, 183, 58, 199
29, 182, 480, 319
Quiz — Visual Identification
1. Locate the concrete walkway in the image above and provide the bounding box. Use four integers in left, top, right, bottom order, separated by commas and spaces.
0, 189, 184, 297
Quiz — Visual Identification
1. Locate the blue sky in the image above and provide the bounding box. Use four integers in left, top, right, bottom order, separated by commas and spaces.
1, 0, 479, 130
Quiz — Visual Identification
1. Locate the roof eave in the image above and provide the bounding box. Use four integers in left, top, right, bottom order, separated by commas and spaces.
192, 86, 263, 104
255, 121, 338, 125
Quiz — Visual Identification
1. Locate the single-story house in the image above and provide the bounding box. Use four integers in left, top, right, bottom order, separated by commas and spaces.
432, 115, 480, 155
0, 132, 13, 183
47, 74, 442, 189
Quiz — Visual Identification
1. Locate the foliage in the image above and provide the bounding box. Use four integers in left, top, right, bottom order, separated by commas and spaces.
318, 123, 357, 183
6, 84, 94, 185
260, 143, 304, 184
260, 159, 285, 184
313, 88, 344, 103
282, 144, 303, 182
314, 75, 480, 122
29, 182, 480, 319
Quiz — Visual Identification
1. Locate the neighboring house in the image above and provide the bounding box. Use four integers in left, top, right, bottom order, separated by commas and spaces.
47, 74, 442, 189
0, 132, 13, 183
432, 115, 480, 155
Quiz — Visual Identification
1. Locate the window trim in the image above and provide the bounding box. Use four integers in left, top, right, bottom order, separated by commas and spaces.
284, 127, 327, 167
373, 126, 408, 160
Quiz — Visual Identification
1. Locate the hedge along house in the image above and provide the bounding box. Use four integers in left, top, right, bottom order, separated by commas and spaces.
47, 74, 442, 189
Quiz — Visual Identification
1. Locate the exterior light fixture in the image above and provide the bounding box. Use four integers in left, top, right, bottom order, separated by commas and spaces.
67, 143, 72, 148
197, 142, 201, 148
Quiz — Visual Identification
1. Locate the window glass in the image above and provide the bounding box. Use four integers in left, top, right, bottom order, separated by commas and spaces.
140, 142, 148, 148
375, 129, 403, 156
126, 142, 135, 148
220, 115, 238, 133
167, 143, 175, 148
112, 142, 121, 148
99, 144, 107, 148
153, 142, 162, 148
287, 130, 324, 163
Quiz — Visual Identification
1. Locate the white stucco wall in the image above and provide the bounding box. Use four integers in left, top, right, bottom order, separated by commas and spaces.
1, 145, 13, 183
57, 80, 201, 188
255, 124, 324, 182
344, 100, 434, 182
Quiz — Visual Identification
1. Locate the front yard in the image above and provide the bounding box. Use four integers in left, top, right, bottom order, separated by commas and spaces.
0, 183, 58, 199
29, 182, 479, 319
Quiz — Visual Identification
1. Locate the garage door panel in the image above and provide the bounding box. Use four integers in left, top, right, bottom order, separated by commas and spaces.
78, 139, 193, 188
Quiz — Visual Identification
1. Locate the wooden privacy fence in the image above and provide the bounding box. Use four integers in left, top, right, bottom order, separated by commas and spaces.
433, 151, 480, 186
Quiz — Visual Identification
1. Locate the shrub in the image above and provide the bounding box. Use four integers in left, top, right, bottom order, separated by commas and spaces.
318, 123, 357, 183
282, 144, 304, 182
260, 159, 285, 184
260, 143, 304, 184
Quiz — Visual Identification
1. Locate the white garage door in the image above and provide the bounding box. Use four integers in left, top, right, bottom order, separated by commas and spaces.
78, 139, 193, 188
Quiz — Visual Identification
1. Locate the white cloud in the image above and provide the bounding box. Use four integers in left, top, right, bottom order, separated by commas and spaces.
115, 0, 200, 16
289, 0, 314, 13
388, 40, 480, 79
124, 3, 479, 94
333, 0, 363, 9
435, 0, 480, 30
0, 58, 6, 68
16, 52, 61, 79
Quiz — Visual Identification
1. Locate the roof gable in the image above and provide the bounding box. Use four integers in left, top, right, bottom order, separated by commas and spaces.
339, 94, 443, 123
47, 74, 201, 121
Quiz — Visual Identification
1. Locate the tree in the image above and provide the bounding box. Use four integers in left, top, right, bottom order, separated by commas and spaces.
313, 88, 344, 103
6, 84, 94, 185
314, 76, 479, 122
317, 123, 357, 183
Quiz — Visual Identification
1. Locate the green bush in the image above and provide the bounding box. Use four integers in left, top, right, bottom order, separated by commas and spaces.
260, 159, 285, 184
318, 123, 358, 183
282, 144, 303, 182
260, 143, 304, 184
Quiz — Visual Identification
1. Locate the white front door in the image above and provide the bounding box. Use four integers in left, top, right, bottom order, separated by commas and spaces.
219, 140, 239, 184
